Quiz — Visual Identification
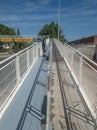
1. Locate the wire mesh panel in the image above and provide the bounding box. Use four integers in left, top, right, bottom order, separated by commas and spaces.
19, 52, 28, 78
67, 47, 72, 66
31, 45, 36, 62
38, 43, 42, 56
0, 60, 17, 107
0, 43, 42, 116
54, 39, 97, 118
72, 53, 80, 82
81, 60, 97, 113
29, 47, 33, 67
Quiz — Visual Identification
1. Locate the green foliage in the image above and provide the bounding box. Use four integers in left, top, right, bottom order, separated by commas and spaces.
0, 24, 30, 52
13, 42, 30, 52
0, 24, 16, 35
38, 22, 68, 43
17, 28, 20, 35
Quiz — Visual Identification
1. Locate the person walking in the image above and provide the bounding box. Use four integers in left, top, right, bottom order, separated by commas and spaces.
42, 37, 46, 57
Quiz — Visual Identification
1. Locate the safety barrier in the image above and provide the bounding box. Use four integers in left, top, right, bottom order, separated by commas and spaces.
0, 42, 42, 118
54, 39, 97, 119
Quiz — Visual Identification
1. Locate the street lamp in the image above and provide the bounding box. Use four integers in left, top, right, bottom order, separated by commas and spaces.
58, 0, 60, 41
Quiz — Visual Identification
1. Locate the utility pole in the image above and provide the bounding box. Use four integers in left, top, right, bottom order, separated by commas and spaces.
58, 0, 60, 41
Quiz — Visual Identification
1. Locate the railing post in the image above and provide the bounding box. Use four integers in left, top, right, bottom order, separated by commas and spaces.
70, 50, 74, 69
37, 43, 40, 56
36, 44, 38, 58
33, 45, 34, 63
66, 46, 69, 62
79, 56, 83, 87
35, 45, 37, 59
39, 44, 42, 56
27, 48, 29, 69
34, 45, 36, 59
16, 54, 20, 83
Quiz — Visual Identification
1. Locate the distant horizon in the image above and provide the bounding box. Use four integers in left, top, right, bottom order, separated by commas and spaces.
0, 0, 97, 41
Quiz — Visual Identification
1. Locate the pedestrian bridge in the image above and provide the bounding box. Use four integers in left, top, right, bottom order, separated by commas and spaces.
0, 39, 97, 130
0, 35, 33, 42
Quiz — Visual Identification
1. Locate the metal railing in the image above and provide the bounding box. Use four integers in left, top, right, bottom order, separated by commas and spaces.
54, 39, 97, 119
0, 42, 42, 117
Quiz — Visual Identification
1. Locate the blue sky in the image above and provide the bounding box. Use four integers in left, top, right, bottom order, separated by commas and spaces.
0, 0, 97, 41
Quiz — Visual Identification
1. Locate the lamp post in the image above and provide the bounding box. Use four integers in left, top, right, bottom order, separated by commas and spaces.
58, 0, 60, 41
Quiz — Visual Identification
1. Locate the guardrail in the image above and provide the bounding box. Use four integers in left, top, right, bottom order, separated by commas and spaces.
0, 42, 42, 118
54, 39, 97, 119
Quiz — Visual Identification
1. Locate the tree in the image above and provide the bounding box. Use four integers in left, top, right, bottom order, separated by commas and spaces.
17, 28, 20, 35
38, 22, 68, 43
0, 24, 16, 35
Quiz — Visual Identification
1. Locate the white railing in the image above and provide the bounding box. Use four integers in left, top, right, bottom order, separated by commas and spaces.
0, 42, 42, 117
54, 39, 97, 118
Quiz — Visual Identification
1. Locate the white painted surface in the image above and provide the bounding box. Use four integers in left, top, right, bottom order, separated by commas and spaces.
0, 57, 43, 130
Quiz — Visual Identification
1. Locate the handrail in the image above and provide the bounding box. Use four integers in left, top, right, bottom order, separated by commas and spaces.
0, 44, 33, 65
0, 42, 42, 118
54, 39, 97, 119
58, 40, 97, 68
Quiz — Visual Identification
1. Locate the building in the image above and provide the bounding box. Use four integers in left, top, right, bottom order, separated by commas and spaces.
68, 35, 97, 46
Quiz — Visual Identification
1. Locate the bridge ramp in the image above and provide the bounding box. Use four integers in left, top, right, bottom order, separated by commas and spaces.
0, 56, 49, 130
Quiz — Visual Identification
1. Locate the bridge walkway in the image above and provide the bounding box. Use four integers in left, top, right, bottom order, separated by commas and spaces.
0, 56, 49, 130
50, 41, 97, 130
0, 39, 97, 130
